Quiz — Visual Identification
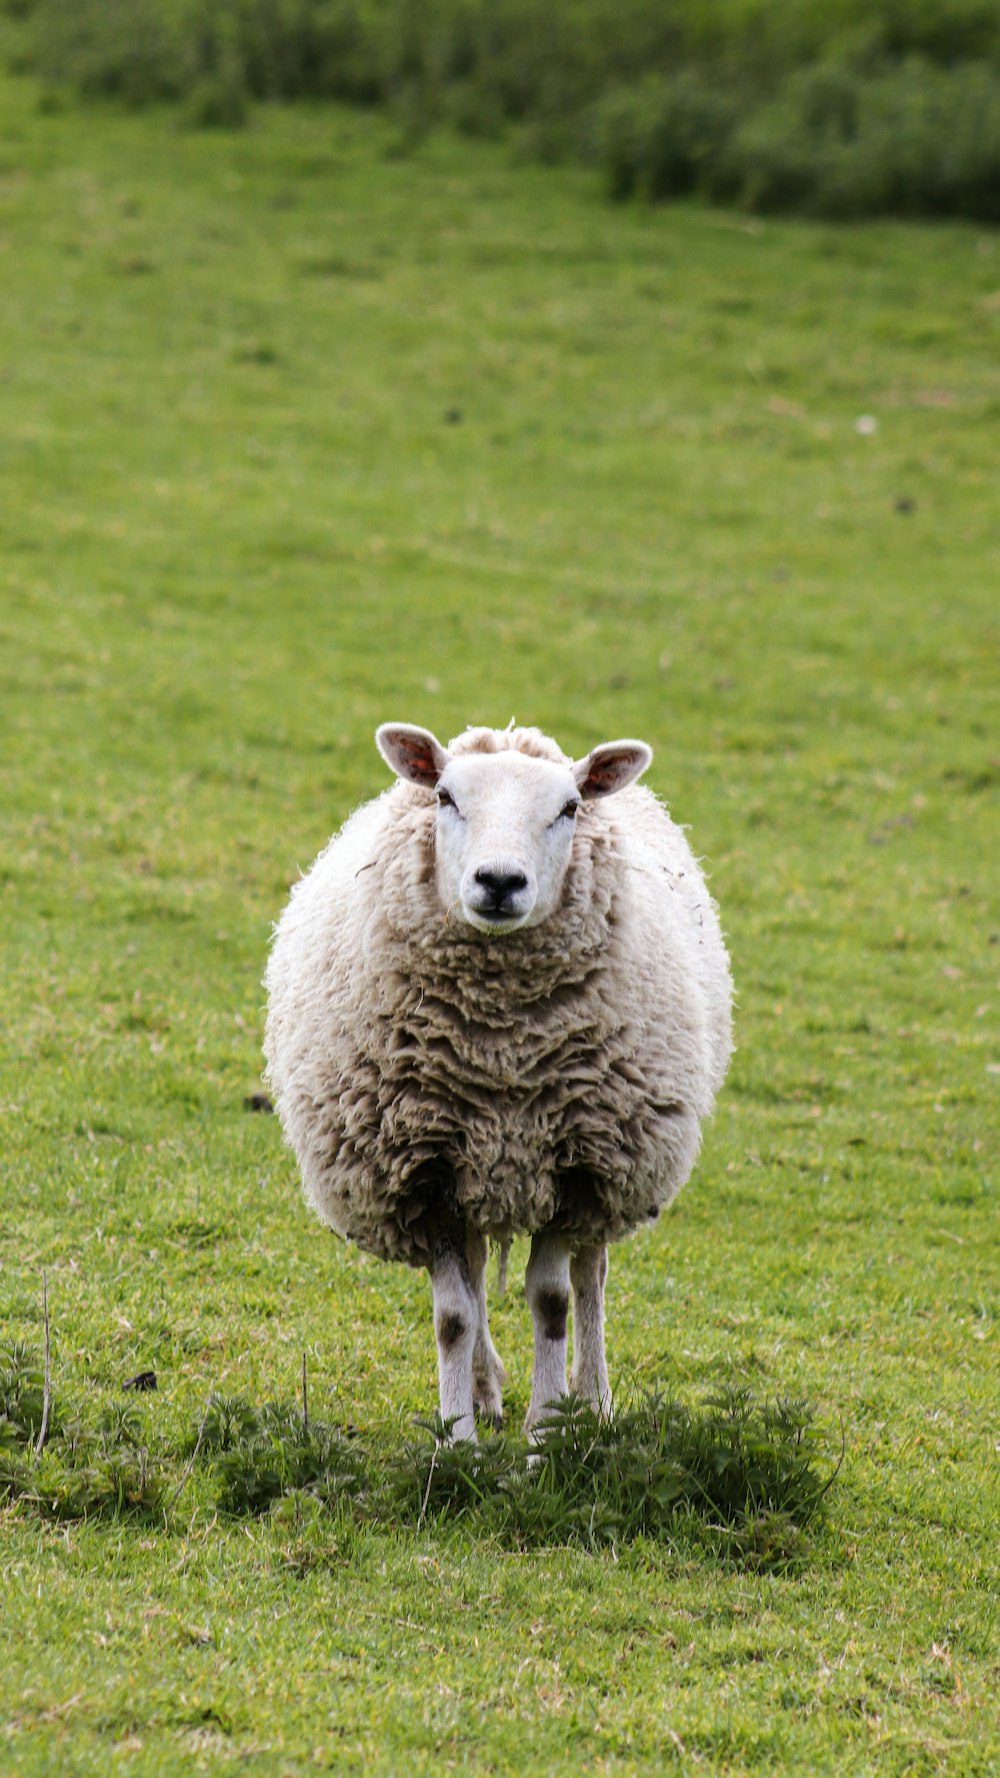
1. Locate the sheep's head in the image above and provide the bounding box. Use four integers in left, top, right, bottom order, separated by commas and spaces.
376, 723, 652, 934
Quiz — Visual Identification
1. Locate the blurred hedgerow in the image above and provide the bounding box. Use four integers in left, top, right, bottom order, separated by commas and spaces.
9, 0, 1000, 220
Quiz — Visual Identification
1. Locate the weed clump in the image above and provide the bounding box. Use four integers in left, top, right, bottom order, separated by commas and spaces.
2, 1341, 838, 1562
194, 1384, 840, 1566
199, 1396, 368, 1515
0, 1340, 165, 1522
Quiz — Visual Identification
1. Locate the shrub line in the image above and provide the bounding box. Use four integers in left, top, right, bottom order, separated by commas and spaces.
11, 0, 1000, 220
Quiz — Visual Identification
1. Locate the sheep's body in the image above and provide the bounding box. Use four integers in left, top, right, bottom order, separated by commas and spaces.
264, 723, 732, 1437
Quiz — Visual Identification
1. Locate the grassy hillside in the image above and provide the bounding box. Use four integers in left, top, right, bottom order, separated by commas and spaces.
1, 67, 998, 1775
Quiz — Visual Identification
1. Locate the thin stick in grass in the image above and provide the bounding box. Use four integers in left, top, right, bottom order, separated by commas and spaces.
32, 1270, 51, 1466
418, 1444, 438, 1530
165, 1392, 215, 1519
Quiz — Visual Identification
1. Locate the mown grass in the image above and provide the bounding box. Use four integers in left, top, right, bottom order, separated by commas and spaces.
0, 62, 998, 1777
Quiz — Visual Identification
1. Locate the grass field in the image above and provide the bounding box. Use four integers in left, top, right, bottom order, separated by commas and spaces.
1, 64, 998, 1776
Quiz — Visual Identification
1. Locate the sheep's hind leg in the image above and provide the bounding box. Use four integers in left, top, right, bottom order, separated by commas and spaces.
524, 1230, 570, 1437
429, 1231, 477, 1442
466, 1230, 505, 1429
570, 1243, 611, 1419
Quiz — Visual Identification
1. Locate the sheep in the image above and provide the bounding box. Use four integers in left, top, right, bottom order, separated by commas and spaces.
264, 722, 733, 1441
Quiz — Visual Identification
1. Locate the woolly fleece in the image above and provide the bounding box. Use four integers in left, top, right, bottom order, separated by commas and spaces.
264, 725, 733, 1266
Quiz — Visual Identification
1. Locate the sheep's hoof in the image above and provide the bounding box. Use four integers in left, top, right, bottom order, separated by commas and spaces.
472, 1355, 504, 1428
569, 1383, 614, 1423
473, 1376, 504, 1429
523, 1409, 549, 1444
524, 1419, 552, 1471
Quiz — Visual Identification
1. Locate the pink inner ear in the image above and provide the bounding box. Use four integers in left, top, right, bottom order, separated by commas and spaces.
577, 742, 651, 799
398, 743, 430, 771
588, 759, 623, 789
399, 738, 437, 779
377, 722, 448, 786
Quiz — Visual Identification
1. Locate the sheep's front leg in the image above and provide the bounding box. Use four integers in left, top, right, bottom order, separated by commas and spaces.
466, 1229, 505, 1429
429, 1232, 477, 1441
524, 1230, 570, 1435
570, 1243, 611, 1419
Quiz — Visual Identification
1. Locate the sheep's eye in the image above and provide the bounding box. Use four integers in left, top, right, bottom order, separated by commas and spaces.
560, 800, 580, 820
437, 789, 455, 809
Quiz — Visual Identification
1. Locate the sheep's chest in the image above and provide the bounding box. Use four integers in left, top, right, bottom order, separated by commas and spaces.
375, 1009, 644, 1240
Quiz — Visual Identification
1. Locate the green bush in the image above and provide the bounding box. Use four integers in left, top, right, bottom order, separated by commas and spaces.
27, 0, 385, 115
735, 57, 1000, 220
591, 73, 742, 203
590, 52, 1000, 220
28, 0, 188, 106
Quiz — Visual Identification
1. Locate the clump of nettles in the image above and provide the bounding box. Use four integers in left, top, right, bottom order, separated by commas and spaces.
1, 1340, 165, 1522
2, 1341, 838, 1563
194, 1384, 839, 1565
192, 1395, 368, 1517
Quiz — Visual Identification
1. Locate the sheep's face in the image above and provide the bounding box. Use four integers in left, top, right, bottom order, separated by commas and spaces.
376, 724, 652, 936
433, 750, 584, 932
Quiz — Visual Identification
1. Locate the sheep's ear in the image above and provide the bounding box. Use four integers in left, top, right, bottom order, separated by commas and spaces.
574, 739, 653, 800
376, 723, 450, 788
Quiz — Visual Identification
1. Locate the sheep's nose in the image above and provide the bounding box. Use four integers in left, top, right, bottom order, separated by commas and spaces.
474, 867, 528, 903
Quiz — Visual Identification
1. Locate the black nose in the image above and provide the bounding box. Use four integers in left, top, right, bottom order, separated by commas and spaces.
474, 868, 528, 905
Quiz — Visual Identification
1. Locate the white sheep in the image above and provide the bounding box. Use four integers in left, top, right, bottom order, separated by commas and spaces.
264, 722, 732, 1440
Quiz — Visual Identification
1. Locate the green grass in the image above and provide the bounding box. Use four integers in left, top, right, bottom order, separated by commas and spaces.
1, 66, 998, 1776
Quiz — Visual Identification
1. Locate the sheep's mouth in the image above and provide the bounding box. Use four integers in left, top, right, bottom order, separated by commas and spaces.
464, 903, 531, 933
